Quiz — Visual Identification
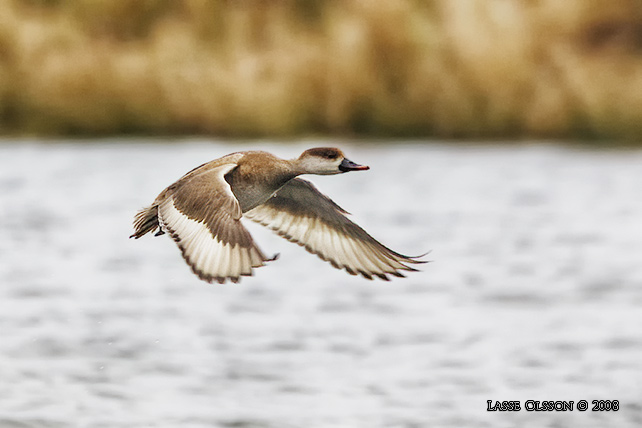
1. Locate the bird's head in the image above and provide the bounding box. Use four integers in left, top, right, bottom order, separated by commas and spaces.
296, 147, 369, 175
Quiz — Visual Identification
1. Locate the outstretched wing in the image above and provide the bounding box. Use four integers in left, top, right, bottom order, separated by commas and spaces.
245, 178, 425, 280
157, 163, 273, 284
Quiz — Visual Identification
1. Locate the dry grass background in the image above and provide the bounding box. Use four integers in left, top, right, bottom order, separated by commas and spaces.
1, 0, 642, 139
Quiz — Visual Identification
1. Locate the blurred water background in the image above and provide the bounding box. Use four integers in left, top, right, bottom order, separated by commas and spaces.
2, 140, 641, 427
2, 1, 642, 427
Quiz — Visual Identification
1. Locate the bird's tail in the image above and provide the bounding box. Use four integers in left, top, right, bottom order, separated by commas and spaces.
130, 205, 160, 239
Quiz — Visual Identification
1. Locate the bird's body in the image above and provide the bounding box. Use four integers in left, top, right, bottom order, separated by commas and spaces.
132, 147, 425, 283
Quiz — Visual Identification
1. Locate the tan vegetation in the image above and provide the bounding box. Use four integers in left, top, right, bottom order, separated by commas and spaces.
1, 0, 642, 139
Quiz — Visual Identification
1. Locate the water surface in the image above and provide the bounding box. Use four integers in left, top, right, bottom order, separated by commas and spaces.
1, 140, 641, 427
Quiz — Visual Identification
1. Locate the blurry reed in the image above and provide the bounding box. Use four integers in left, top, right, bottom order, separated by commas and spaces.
1, 0, 642, 140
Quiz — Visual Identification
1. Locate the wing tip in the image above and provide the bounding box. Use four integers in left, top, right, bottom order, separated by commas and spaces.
391, 249, 431, 265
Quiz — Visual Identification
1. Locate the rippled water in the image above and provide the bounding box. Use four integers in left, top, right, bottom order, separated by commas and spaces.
2, 140, 642, 427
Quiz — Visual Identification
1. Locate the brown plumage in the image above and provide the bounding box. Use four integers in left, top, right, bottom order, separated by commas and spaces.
131, 148, 426, 283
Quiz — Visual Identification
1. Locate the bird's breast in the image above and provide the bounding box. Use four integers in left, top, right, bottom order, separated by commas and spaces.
228, 171, 293, 213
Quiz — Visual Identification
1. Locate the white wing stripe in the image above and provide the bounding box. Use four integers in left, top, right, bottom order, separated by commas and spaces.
352, 240, 381, 274
344, 234, 368, 273
158, 198, 265, 283
331, 228, 352, 270
245, 181, 424, 281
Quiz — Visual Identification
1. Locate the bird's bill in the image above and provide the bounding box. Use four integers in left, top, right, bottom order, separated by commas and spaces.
339, 158, 370, 172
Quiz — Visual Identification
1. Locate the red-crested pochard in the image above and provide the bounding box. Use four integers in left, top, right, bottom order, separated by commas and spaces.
131, 148, 425, 283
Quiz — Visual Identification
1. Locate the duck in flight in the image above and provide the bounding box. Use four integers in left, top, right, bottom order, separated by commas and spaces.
131, 147, 426, 283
